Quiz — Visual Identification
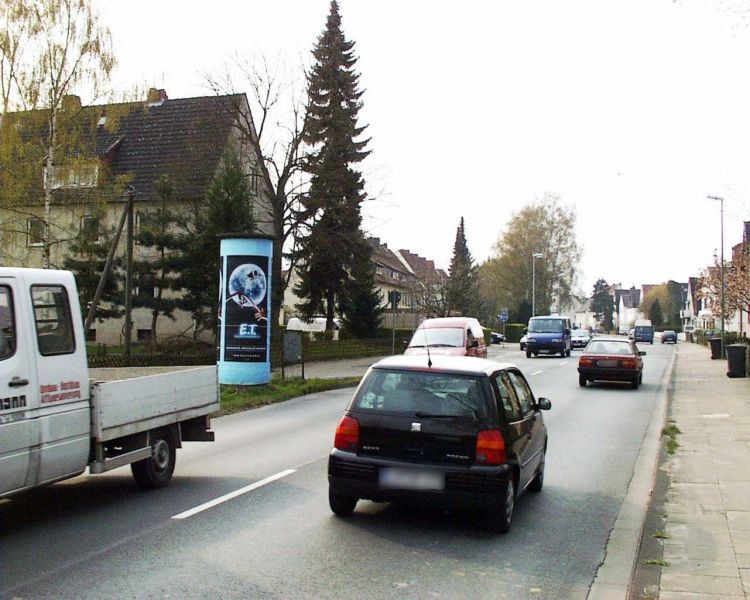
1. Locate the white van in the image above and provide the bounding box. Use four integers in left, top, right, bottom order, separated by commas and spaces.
286, 316, 341, 340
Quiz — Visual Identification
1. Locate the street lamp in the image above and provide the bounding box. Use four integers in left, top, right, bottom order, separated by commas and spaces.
532, 252, 543, 317
708, 195, 726, 359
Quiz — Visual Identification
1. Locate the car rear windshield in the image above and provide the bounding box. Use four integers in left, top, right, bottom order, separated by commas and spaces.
352, 369, 489, 420
408, 327, 464, 348
586, 340, 633, 355
528, 318, 564, 333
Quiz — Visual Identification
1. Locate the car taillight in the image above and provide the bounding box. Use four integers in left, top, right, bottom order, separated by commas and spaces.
334, 415, 359, 452
475, 430, 506, 465
579, 357, 594, 367
621, 358, 637, 369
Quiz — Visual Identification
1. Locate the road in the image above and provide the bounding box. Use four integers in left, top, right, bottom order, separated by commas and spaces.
1, 342, 673, 599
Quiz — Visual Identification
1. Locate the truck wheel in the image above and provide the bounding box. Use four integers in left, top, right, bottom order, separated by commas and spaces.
131, 429, 176, 489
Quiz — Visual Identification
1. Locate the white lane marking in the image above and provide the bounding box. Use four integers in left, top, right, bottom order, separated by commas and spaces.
531, 370, 543, 376
558, 361, 568, 366
172, 469, 297, 520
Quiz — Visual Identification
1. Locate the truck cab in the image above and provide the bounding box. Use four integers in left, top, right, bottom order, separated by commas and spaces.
0, 269, 91, 495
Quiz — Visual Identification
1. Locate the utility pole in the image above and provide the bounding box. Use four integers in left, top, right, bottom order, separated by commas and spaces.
708, 195, 726, 359
124, 187, 136, 358
532, 252, 543, 317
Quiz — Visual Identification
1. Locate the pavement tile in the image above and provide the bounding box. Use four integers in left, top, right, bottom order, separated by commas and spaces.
663, 542, 736, 562
720, 482, 750, 511
715, 464, 750, 482
660, 572, 744, 596
727, 511, 750, 530
664, 557, 739, 577
741, 568, 750, 593
731, 534, 750, 555
660, 592, 745, 600
666, 513, 728, 526
737, 553, 750, 569
663, 523, 733, 548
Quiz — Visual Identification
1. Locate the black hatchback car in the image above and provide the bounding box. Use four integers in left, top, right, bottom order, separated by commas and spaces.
327, 355, 551, 533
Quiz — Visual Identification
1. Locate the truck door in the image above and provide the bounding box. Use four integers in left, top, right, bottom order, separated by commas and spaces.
0, 277, 37, 496
29, 281, 90, 486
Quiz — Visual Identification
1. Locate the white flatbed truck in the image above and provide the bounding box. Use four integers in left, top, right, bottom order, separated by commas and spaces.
0, 268, 220, 497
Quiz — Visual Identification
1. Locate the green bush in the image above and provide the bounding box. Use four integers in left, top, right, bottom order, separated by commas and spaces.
504, 323, 526, 343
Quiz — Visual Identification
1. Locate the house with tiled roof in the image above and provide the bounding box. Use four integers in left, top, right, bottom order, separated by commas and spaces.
0, 89, 271, 343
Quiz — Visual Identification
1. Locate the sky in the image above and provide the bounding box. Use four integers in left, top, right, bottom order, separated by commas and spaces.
94, 0, 750, 294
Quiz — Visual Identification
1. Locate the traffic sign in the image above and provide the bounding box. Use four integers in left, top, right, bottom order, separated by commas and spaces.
499, 311, 509, 322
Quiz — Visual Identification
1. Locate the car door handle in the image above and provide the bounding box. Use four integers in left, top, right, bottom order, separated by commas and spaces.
8, 377, 29, 387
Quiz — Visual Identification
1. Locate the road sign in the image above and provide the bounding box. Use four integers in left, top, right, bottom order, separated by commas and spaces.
499, 311, 509, 322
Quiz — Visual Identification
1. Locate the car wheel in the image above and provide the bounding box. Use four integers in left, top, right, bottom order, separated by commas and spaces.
529, 449, 545, 492
329, 486, 358, 516
579, 374, 587, 387
131, 429, 176, 489
638, 372, 643, 384
487, 478, 515, 533
526, 349, 531, 358
565, 348, 571, 357
630, 377, 639, 390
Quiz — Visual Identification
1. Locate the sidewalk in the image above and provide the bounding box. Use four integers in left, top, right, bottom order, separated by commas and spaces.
658, 342, 750, 599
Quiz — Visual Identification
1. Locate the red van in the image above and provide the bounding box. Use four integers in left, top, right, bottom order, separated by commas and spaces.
404, 317, 488, 358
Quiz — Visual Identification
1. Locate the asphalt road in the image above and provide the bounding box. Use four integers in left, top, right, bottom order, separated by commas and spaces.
1, 342, 674, 599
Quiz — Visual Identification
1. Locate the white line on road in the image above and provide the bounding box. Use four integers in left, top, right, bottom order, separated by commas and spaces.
531, 370, 543, 376
558, 362, 568, 366
172, 469, 297, 520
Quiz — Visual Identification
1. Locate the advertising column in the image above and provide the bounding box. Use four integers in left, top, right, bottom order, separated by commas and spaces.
218, 234, 273, 385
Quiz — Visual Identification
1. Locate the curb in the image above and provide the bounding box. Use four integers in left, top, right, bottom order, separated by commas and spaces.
587, 348, 677, 599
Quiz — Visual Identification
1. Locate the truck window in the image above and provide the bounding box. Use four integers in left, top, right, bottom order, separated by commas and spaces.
0, 286, 16, 359
31, 285, 75, 356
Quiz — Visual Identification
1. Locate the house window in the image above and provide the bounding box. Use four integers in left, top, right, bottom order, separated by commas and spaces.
27, 218, 44, 247
137, 329, 153, 342
86, 328, 96, 342
135, 211, 153, 246
247, 169, 259, 196
135, 272, 155, 299
47, 164, 98, 189
80, 215, 100, 243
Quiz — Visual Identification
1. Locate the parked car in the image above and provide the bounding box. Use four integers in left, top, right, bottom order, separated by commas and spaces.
519, 334, 527, 351
570, 328, 591, 349
327, 354, 551, 533
490, 331, 506, 344
660, 330, 677, 344
577, 336, 646, 389
404, 317, 487, 358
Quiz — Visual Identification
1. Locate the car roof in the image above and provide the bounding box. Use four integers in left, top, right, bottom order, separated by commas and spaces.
417, 317, 478, 329
591, 335, 631, 342
370, 354, 516, 377
529, 315, 566, 320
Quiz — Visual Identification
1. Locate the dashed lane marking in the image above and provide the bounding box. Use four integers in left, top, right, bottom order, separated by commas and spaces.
531, 370, 543, 376
172, 469, 297, 520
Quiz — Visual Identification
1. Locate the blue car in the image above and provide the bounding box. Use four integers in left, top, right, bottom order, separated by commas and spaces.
525, 316, 572, 358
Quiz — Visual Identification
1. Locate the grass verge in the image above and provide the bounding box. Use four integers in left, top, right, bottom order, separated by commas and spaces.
662, 421, 682, 455
217, 375, 362, 415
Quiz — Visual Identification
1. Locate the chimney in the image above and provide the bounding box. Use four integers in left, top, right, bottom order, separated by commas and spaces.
146, 88, 168, 107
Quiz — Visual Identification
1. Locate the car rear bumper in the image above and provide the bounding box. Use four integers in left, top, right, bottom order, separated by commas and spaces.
328, 449, 512, 509
578, 367, 639, 381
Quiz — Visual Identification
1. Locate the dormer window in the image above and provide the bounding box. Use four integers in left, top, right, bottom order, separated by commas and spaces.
47, 164, 98, 189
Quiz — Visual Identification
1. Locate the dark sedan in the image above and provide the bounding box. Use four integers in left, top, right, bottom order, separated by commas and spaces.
577, 337, 645, 389
328, 355, 551, 533
661, 330, 677, 344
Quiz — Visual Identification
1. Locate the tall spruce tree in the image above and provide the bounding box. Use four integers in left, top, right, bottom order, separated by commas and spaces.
446, 217, 479, 317
294, 0, 372, 333
340, 235, 383, 337
590, 278, 615, 331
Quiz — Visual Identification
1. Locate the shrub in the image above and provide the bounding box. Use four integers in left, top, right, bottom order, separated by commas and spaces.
504, 323, 526, 343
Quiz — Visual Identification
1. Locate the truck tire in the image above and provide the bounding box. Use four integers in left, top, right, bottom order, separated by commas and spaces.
131, 429, 176, 489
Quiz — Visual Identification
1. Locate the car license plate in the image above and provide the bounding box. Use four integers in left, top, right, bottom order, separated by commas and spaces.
597, 359, 618, 368
379, 467, 445, 491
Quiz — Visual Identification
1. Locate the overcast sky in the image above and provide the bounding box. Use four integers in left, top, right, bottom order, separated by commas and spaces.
95, 0, 750, 294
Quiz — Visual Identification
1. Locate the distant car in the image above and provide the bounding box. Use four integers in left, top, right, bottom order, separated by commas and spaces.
519, 334, 527, 351
661, 330, 677, 344
327, 354, 551, 533
570, 329, 591, 349
490, 331, 506, 344
577, 336, 646, 389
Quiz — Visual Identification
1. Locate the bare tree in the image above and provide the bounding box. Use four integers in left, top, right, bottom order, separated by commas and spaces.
205, 52, 309, 331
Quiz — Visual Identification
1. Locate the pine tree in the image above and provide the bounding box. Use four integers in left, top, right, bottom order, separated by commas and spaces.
133, 177, 184, 344
294, 0, 372, 332
179, 154, 256, 337
649, 298, 664, 327
446, 217, 479, 316
340, 235, 383, 337
590, 278, 615, 331
62, 216, 123, 325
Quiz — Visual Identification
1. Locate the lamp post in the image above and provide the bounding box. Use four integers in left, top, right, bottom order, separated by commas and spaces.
532, 252, 543, 317
708, 195, 726, 359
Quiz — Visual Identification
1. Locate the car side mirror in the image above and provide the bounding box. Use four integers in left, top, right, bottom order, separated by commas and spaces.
564, 328, 571, 335
523, 327, 528, 334
468, 340, 479, 348
639, 351, 646, 356
402, 340, 409, 348
537, 397, 552, 410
